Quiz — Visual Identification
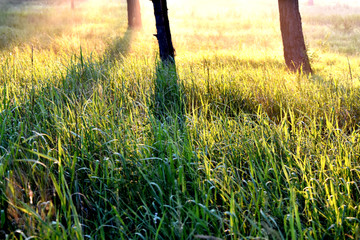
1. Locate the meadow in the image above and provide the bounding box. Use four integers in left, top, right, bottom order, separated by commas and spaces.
1, 0, 360, 239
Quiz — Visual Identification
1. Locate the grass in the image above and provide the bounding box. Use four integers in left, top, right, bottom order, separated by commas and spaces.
1, 0, 360, 239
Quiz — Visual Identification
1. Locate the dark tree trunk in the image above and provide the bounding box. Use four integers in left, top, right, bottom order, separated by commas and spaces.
127, 0, 142, 29
151, 0, 175, 64
278, 0, 312, 74
71, 0, 74, 10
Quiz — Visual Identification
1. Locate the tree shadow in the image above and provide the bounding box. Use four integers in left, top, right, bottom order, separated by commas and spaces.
0, 27, 134, 236
151, 62, 185, 127
103, 28, 134, 63
59, 28, 134, 101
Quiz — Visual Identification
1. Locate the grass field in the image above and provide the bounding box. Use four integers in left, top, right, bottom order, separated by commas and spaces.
1, 0, 360, 239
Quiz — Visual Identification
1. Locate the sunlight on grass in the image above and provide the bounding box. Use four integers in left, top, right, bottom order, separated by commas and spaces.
0, 0, 360, 239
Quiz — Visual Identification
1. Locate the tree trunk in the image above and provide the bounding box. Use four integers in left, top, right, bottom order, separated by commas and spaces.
151, 0, 175, 64
127, 0, 142, 29
278, 0, 312, 74
71, 0, 74, 10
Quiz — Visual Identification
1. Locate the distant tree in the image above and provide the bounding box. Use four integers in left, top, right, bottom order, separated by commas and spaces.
278, 0, 312, 74
127, 0, 142, 29
151, 0, 175, 64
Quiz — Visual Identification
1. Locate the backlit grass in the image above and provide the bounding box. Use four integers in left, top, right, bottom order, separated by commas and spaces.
1, 0, 360, 239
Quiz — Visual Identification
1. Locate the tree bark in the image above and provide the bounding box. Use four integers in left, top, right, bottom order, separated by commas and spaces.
127, 0, 142, 29
151, 0, 175, 64
278, 0, 312, 74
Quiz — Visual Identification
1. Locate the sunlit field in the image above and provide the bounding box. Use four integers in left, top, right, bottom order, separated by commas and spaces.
1, 0, 360, 239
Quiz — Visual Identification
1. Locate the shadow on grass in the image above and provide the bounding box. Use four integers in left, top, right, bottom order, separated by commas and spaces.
58, 28, 134, 100
151, 62, 185, 127
103, 27, 133, 62
0, 28, 134, 237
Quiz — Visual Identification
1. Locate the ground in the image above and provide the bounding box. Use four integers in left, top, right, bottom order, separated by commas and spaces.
0, 0, 360, 239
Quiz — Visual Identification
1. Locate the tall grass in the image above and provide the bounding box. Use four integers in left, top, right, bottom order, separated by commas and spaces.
1, 1, 360, 239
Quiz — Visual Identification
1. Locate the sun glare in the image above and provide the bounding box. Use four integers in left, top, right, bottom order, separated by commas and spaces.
1, 0, 360, 239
